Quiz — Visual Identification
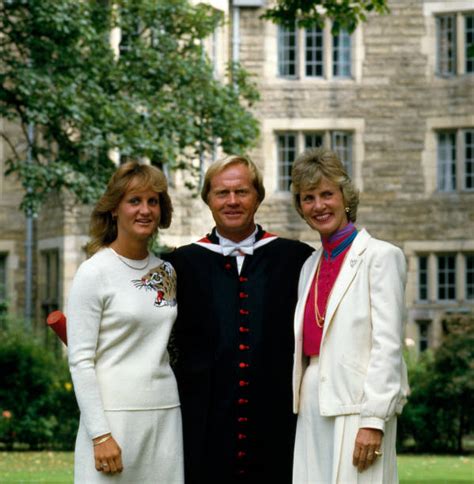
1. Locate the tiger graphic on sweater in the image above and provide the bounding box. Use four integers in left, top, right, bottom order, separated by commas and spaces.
132, 261, 177, 308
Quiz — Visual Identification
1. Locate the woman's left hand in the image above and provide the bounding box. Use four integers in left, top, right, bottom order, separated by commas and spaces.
352, 428, 383, 472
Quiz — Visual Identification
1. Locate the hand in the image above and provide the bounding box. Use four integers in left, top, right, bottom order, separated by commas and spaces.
93, 434, 123, 474
352, 428, 383, 472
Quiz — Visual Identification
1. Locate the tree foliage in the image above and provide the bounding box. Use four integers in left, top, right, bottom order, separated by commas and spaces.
263, 0, 389, 31
398, 314, 474, 453
431, 316, 474, 452
0, 322, 78, 450
0, 0, 259, 214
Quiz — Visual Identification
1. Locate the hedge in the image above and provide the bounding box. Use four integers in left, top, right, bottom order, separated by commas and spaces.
0, 322, 79, 450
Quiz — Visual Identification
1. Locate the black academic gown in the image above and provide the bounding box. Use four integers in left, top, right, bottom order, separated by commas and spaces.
165, 226, 313, 484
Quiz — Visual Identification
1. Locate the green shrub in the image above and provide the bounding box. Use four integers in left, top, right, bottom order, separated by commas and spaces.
398, 314, 474, 453
0, 322, 79, 450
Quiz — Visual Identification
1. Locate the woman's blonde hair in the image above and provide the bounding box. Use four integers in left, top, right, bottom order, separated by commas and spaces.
87, 161, 172, 256
200, 155, 266, 204
291, 147, 359, 222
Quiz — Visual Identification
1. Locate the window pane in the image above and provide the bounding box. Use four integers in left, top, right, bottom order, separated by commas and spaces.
466, 254, 474, 300
437, 132, 456, 191
0, 254, 6, 304
465, 129, 474, 190
465, 14, 474, 73
417, 320, 431, 352
278, 25, 297, 77
418, 255, 428, 300
331, 131, 353, 176
304, 133, 324, 149
305, 27, 324, 77
41, 250, 60, 320
437, 254, 456, 300
333, 29, 351, 77
436, 15, 456, 75
277, 133, 297, 191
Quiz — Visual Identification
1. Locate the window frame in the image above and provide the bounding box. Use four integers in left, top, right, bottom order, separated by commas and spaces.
466, 253, 474, 300
427, 4, 474, 78
40, 249, 60, 321
304, 132, 324, 149
437, 130, 457, 192
416, 319, 431, 352
418, 255, 429, 301
464, 129, 474, 190
437, 254, 457, 301
331, 131, 353, 177
436, 128, 474, 193
436, 14, 457, 76
332, 28, 352, 78
276, 129, 354, 192
0, 253, 7, 314
277, 21, 355, 81
305, 25, 324, 78
465, 13, 474, 73
276, 132, 298, 191
277, 24, 298, 78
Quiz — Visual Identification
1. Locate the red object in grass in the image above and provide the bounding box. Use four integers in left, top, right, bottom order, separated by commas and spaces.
47, 310, 67, 345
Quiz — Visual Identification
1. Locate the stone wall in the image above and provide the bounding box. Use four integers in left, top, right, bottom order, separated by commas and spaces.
0, 120, 29, 316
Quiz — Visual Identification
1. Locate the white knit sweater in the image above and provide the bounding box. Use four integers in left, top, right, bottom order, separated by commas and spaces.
67, 248, 179, 439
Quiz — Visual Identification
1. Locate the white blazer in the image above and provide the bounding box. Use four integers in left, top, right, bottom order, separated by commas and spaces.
292, 229, 409, 432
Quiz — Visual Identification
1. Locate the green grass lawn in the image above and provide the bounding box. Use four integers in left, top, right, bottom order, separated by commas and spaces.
0, 452, 472, 483
398, 455, 473, 483
0, 452, 73, 483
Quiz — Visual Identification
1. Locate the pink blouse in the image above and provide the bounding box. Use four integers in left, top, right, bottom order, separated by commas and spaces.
303, 224, 357, 356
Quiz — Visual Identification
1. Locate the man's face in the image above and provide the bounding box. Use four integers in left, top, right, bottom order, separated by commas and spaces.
207, 163, 260, 242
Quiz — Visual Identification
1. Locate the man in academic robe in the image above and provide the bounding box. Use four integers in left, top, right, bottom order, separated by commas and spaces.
165, 155, 313, 484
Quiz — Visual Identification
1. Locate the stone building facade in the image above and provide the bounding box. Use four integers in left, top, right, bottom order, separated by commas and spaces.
1, 0, 473, 353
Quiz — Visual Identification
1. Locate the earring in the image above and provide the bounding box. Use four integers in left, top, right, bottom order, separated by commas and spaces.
345, 207, 350, 213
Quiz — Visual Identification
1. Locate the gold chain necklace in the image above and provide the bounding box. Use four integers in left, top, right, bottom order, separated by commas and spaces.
313, 260, 325, 328
313, 252, 349, 328
110, 248, 150, 270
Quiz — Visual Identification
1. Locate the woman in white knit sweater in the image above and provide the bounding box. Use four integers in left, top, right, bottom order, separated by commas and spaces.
67, 161, 183, 483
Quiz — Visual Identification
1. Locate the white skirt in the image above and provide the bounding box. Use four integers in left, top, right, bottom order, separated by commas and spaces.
293, 357, 398, 484
74, 407, 184, 484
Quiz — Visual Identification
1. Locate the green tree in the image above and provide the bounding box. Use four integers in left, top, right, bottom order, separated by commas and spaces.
398, 315, 474, 453
0, 0, 259, 215
263, 0, 389, 31
431, 315, 474, 452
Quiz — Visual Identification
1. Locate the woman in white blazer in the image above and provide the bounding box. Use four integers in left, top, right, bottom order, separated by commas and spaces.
291, 148, 408, 484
